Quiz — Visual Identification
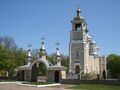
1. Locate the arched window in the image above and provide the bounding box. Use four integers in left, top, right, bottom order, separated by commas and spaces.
76, 51, 79, 58
75, 24, 81, 31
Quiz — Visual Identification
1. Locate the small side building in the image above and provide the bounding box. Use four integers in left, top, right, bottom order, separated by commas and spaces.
18, 41, 67, 83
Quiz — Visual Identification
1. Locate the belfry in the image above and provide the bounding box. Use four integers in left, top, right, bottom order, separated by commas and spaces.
69, 8, 106, 79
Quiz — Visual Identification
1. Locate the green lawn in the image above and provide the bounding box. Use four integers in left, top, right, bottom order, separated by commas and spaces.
0, 80, 15, 82
69, 84, 120, 90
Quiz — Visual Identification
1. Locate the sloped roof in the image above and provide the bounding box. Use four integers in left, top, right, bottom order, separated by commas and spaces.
48, 65, 67, 71
18, 65, 31, 70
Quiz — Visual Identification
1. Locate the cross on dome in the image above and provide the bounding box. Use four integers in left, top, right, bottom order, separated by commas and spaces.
27, 43, 32, 48
41, 36, 46, 41
76, 7, 81, 17
55, 41, 61, 57
55, 41, 60, 48
27, 43, 32, 59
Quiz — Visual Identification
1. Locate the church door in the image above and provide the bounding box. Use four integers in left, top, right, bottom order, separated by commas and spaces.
75, 65, 80, 74
54, 71, 59, 83
31, 62, 47, 82
20, 70, 24, 81
31, 63, 37, 82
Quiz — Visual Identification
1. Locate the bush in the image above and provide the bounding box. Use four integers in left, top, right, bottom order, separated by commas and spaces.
107, 54, 120, 79
81, 72, 97, 79
23, 82, 53, 85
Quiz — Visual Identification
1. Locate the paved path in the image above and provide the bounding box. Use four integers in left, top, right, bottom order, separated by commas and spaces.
0, 83, 76, 90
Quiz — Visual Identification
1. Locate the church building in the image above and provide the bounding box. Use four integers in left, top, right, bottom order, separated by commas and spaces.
17, 8, 106, 81
69, 8, 106, 79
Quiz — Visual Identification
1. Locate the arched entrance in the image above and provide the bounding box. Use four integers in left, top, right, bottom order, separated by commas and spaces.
54, 71, 59, 83
31, 62, 47, 82
18, 70, 24, 81
103, 70, 106, 79
75, 65, 80, 74
31, 63, 37, 81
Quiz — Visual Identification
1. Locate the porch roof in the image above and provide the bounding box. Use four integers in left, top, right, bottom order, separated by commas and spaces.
18, 65, 31, 70
48, 65, 67, 71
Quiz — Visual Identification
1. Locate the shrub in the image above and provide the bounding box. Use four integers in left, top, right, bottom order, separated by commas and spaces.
81, 72, 97, 79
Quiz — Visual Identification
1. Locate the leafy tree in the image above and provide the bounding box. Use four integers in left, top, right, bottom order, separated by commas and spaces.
0, 36, 26, 77
37, 63, 47, 76
0, 45, 9, 75
46, 53, 69, 69
61, 55, 69, 68
0, 45, 26, 76
107, 54, 120, 78
0, 36, 17, 50
14, 48, 26, 66
7, 48, 26, 76
46, 54, 55, 65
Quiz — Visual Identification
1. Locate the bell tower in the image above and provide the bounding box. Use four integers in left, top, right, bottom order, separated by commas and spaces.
69, 8, 89, 74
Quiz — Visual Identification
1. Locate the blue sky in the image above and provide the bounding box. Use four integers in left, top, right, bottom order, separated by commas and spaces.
0, 0, 120, 55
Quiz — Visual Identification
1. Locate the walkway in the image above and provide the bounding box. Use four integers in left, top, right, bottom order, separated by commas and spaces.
0, 83, 75, 90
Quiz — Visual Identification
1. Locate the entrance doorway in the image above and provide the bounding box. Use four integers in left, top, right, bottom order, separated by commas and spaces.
54, 71, 59, 83
21, 70, 24, 81
31, 62, 47, 82
31, 63, 37, 81
75, 65, 80, 74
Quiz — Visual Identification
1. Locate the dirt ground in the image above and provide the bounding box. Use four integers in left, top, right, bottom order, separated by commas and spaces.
0, 83, 76, 90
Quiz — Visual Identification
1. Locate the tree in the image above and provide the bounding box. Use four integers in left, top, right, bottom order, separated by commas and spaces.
61, 55, 69, 68
107, 54, 120, 78
46, 54, 55, 65
46, 53, 69, 68
0, 36, 26, 77
0, 45, 26, 76
14, 48, 26, 66
0, 45, 9, 75
0, 36, 17, 50
37, 63, 47, 76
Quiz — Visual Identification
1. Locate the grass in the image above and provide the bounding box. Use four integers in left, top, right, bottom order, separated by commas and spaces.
69, 84, 120, 90
23, 82, 54, 85
0, 80, 15, 82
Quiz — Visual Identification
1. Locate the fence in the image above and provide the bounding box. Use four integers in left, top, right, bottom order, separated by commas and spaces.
0, 77, 17, 81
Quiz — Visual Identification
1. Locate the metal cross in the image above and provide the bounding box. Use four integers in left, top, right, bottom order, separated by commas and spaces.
55, 41, 60, 48
27, 43, 32, 48
41, 36, 46, 41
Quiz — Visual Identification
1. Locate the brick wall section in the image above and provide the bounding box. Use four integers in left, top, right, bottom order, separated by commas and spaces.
61, 79, 120, 85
